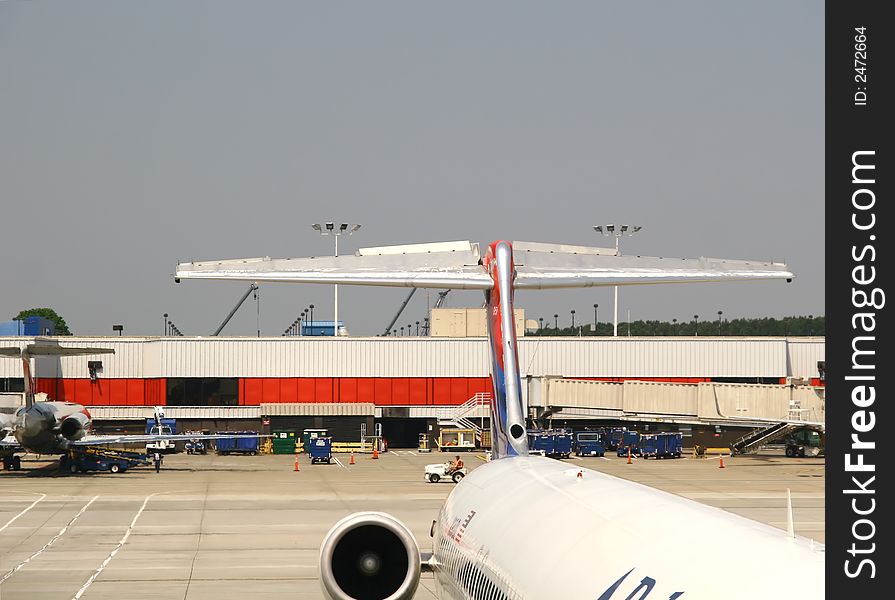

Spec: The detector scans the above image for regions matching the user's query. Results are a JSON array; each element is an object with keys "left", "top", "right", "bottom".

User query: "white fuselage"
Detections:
[{"left": 433, "top": 456, "right": 824, "bottom": 599}]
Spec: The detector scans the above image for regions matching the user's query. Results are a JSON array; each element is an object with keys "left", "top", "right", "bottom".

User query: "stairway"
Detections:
[
  {"left": 730, "top": 422, "right": 801, "bottom": 455},
  {"left": 437, "top": 392, "right": 491, "bottom": 444}
]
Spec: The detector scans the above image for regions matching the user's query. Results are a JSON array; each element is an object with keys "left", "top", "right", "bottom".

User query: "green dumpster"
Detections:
[{"left": 272, "top": 431, "right": 297, "bottom": 454}]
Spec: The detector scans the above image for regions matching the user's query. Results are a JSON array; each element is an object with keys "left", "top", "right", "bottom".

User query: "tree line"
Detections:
[{"left": 529, "top": 315, "right": 824, "bottom": 337}]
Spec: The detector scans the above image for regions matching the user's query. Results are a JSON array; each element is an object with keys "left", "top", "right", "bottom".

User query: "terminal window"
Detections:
[
  {"left": 166, "top": 377, "right": 238, "bottom": 406},
  {"left": 0, "top": 378, "right": 25, "bottom": 393}
]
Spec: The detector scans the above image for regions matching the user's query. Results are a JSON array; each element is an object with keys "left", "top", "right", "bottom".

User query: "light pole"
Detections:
[
  {"left": 163, "top": 313, "right": 168, "bottom": 336},
  {"left": 312, "top": 222, "right": 362, "bottom": 336},
  {"left": 593, "top": 304, "right": 598, "bottom": 335},
  {"left": 416, "top": 321, "right": 420, "bottom": 336},
  {"left": 113, "top": 324, "right": 123, "bottom": 336},
  {"left": 672, "top": 318, "right": 677, "bottom": 335},
  {"left": 554, "top": 314, "right": 559, "bottom": 330},
  {"left": 539, "top": 317, "right": 544, "bottom": 332},
  {"left": 570, "top": 309, "right": 576, "bottom": 329},
  {"left": 717, "top": 310, "right": 723, "bottom": 335},
  {"left": 593, "top": 224, "right": 642, "bottom": 337},
  {"left": 694, "top": 314, "right": 699, "bottom": 336}
]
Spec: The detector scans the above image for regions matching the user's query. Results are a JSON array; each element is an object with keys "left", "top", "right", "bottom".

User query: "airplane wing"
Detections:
[
  {"left": 70, "top": 433, "right": 270, "bottom": 446},
  {"left": 176, "top": 240, "right": 792, "bottom": 290}
]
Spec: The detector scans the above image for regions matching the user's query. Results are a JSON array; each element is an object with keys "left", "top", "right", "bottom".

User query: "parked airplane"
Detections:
[
  {"left": 175, "top": 239, "right": 823, "bottom": 599},
  {"left": 1, "top": 340, "right": 260, "bottom": 471}
]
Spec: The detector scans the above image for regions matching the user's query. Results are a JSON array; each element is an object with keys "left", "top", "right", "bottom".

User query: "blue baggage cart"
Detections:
[
  {"left": 527, "top": 430, "right": 555, "bottom": 456},
  {"left": 551, "top": 430, "right": 573, "bottom": 458},
  {"left": 215, "top": 431, "right": 260, "bottom": 455},
  {"left": 641, "top": 432, "right": 683, "bottom": 459},
  {"left": 309, "top": 436, "right": 333, "bottom": 464}
]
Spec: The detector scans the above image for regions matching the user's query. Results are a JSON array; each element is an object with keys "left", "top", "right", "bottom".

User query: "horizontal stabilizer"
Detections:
[
  {"left": 1, "top": 341, "right": 115, "bottom": 358},
  {"left": 175, "top": 240, "right": 792, "bottom": 290}
]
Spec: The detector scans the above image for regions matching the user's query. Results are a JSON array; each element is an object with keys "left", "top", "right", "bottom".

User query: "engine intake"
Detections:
[
  {"left": 319, "top": 511, "right": 421, "bottom": 600},
  {"left": 60, "top": 412, "right": 89, "bottom": 440}
]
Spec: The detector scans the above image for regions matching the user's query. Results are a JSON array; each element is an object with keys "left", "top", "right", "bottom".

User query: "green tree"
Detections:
[{"left": 14, "top": 308, "right": 72, "bottom": 335}]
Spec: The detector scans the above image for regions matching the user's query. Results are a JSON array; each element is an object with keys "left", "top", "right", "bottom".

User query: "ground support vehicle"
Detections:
[
  {"left": 424, "top": 462, "right": 467, "bottom": 483},
  {"left": 215, "top": 431, "right": 260, "bottom": 455},
  {"left": 438, "top": 428, "right": 477, "bottom": 451},
  {"left": 574, "top": 431, "right": 606, "bottom": 457},
  {"left": 184, "top": 430, "right": 210, "bottom": 455},
  {"left": 784, "top": 428, "right": 824, "bottom": 457},
  {"left": 61, "top": 447, "right": 149, "bottom": 474},
  {"left": 145, "top": 415, "right": 177, "bottom": 455},
  {"left": 639, "top": 432, "right": 683, "bottom": 459},
  {"left": 418, "top": 433, "right": 432, "bottom": 452},
  {"left": 309, "top": 437, "right": 333, "bottom": 464}
]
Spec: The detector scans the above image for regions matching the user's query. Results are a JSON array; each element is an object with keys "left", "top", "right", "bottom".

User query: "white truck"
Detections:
[{"left": 146, "top": 407, "right": 177, "bottom": 454}]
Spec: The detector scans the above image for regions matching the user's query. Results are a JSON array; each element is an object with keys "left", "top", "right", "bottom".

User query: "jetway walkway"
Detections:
[{"left": 527, "top": 377, "right": 825, "bottom": 430}]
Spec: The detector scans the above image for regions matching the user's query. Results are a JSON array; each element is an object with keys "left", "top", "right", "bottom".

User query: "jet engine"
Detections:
[
  {"left": 59, "top": 412, "right": 90, "bottom": 440},
  {"left": 319, "top": 511, "right": 421, "bottom": 600}
]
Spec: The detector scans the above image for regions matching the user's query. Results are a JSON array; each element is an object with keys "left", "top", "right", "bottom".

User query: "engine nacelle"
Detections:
[
  {"left": 319, "top": 511, "right": 421, "bottom": 600},
  {"left": 59, "top": 412, "right": 90, "bottom": 441}
]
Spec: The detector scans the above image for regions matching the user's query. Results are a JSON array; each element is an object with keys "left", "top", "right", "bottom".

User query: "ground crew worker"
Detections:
[
  {"left": 153, "top": 451, "right": 162, "bottom": 473},
  {"left": 450, "top": 455, "right": 464, "bottom": 473}
]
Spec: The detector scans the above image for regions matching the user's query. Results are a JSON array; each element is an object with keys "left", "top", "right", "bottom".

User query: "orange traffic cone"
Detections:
[
  {"left": 627, "top": 447, "right": 632, "bottom": 465},
  {"left": 349, "top": 451, "right": 355, "bottom": 465},
  {"left": 294, "top": 454, "right": 300, "bottom": 472},
  {"left": 576, "top": 470, "right": 583, "bottom": 479},
  {"left": 372, "top": 446, "right": 379, "bottom": 460},
  {"left": 719, "top": 455, "right": 725, "bottom": 469}
]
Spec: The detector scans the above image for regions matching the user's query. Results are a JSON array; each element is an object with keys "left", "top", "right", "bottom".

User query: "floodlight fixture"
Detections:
[{"left": 311, "top": 222, "right": 363, "bottom": 336}]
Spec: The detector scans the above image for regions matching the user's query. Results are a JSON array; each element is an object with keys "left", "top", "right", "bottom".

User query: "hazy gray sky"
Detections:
[{"left": 1, "top": 1, "right": 823, "bottom": 337}]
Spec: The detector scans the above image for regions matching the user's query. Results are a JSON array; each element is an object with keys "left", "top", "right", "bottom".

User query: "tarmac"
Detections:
[{"left": 0, "top": 449, "right": 824, "bottom": 600}]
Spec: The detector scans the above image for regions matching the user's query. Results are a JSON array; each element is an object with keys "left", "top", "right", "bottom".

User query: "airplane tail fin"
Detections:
[{"left": 0, "top": 340, "right": 114, "bottom": 408}]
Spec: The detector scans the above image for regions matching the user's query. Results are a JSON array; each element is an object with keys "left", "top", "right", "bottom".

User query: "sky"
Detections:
[{"left": 0, "top": 1, "right": 823, "bottom": 337}]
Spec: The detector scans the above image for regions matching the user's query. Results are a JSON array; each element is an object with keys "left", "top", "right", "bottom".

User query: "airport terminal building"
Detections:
[{"left": 1, "top": 336, "right": 825, "bottom": 447}]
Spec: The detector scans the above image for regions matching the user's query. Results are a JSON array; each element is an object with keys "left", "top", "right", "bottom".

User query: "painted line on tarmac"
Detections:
[
  {"left": 0, "top": 495, "right": 98, "bottom": 584},
  {"left": 390, "top": 451, "right": 400, "bottom": 456},
  {"left": 72, "top": 493, "right": 158, "bottom": 600},
  {"left": 0, "top": 493, "right": 46, "bottom": 534},
  {"left": 332, "top": 456, "right": 347, "bottom": 469},
  {"left": 600, "top": 456, "right": 611, "bottom": 461}
]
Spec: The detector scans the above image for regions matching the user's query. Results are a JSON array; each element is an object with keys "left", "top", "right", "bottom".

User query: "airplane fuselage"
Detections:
[{"left": 433, "top": 455, "right": 824, "bottom": 599}]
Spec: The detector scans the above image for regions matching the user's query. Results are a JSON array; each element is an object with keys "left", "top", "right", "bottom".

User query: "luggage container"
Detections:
[
  {"left": 215, "top": 431, "right": 260, "bottom": 455},
  {"left": 527, "top": 430, "right": 555, "bottom": 455},
  {"left": 617, "top": 431, "right": 642, "bottom": 457},
  {"left": 551, "top": 430, "right": 573, "bottom": 459},
  {"left": 639, "top": 432, "right": 683, "bottom": 459},
  {"left": 309, "top": 437, "right": 333, "bottom": 464},
  {"left": 302, "top": 428, "right": 329, "bottom": 453}
]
